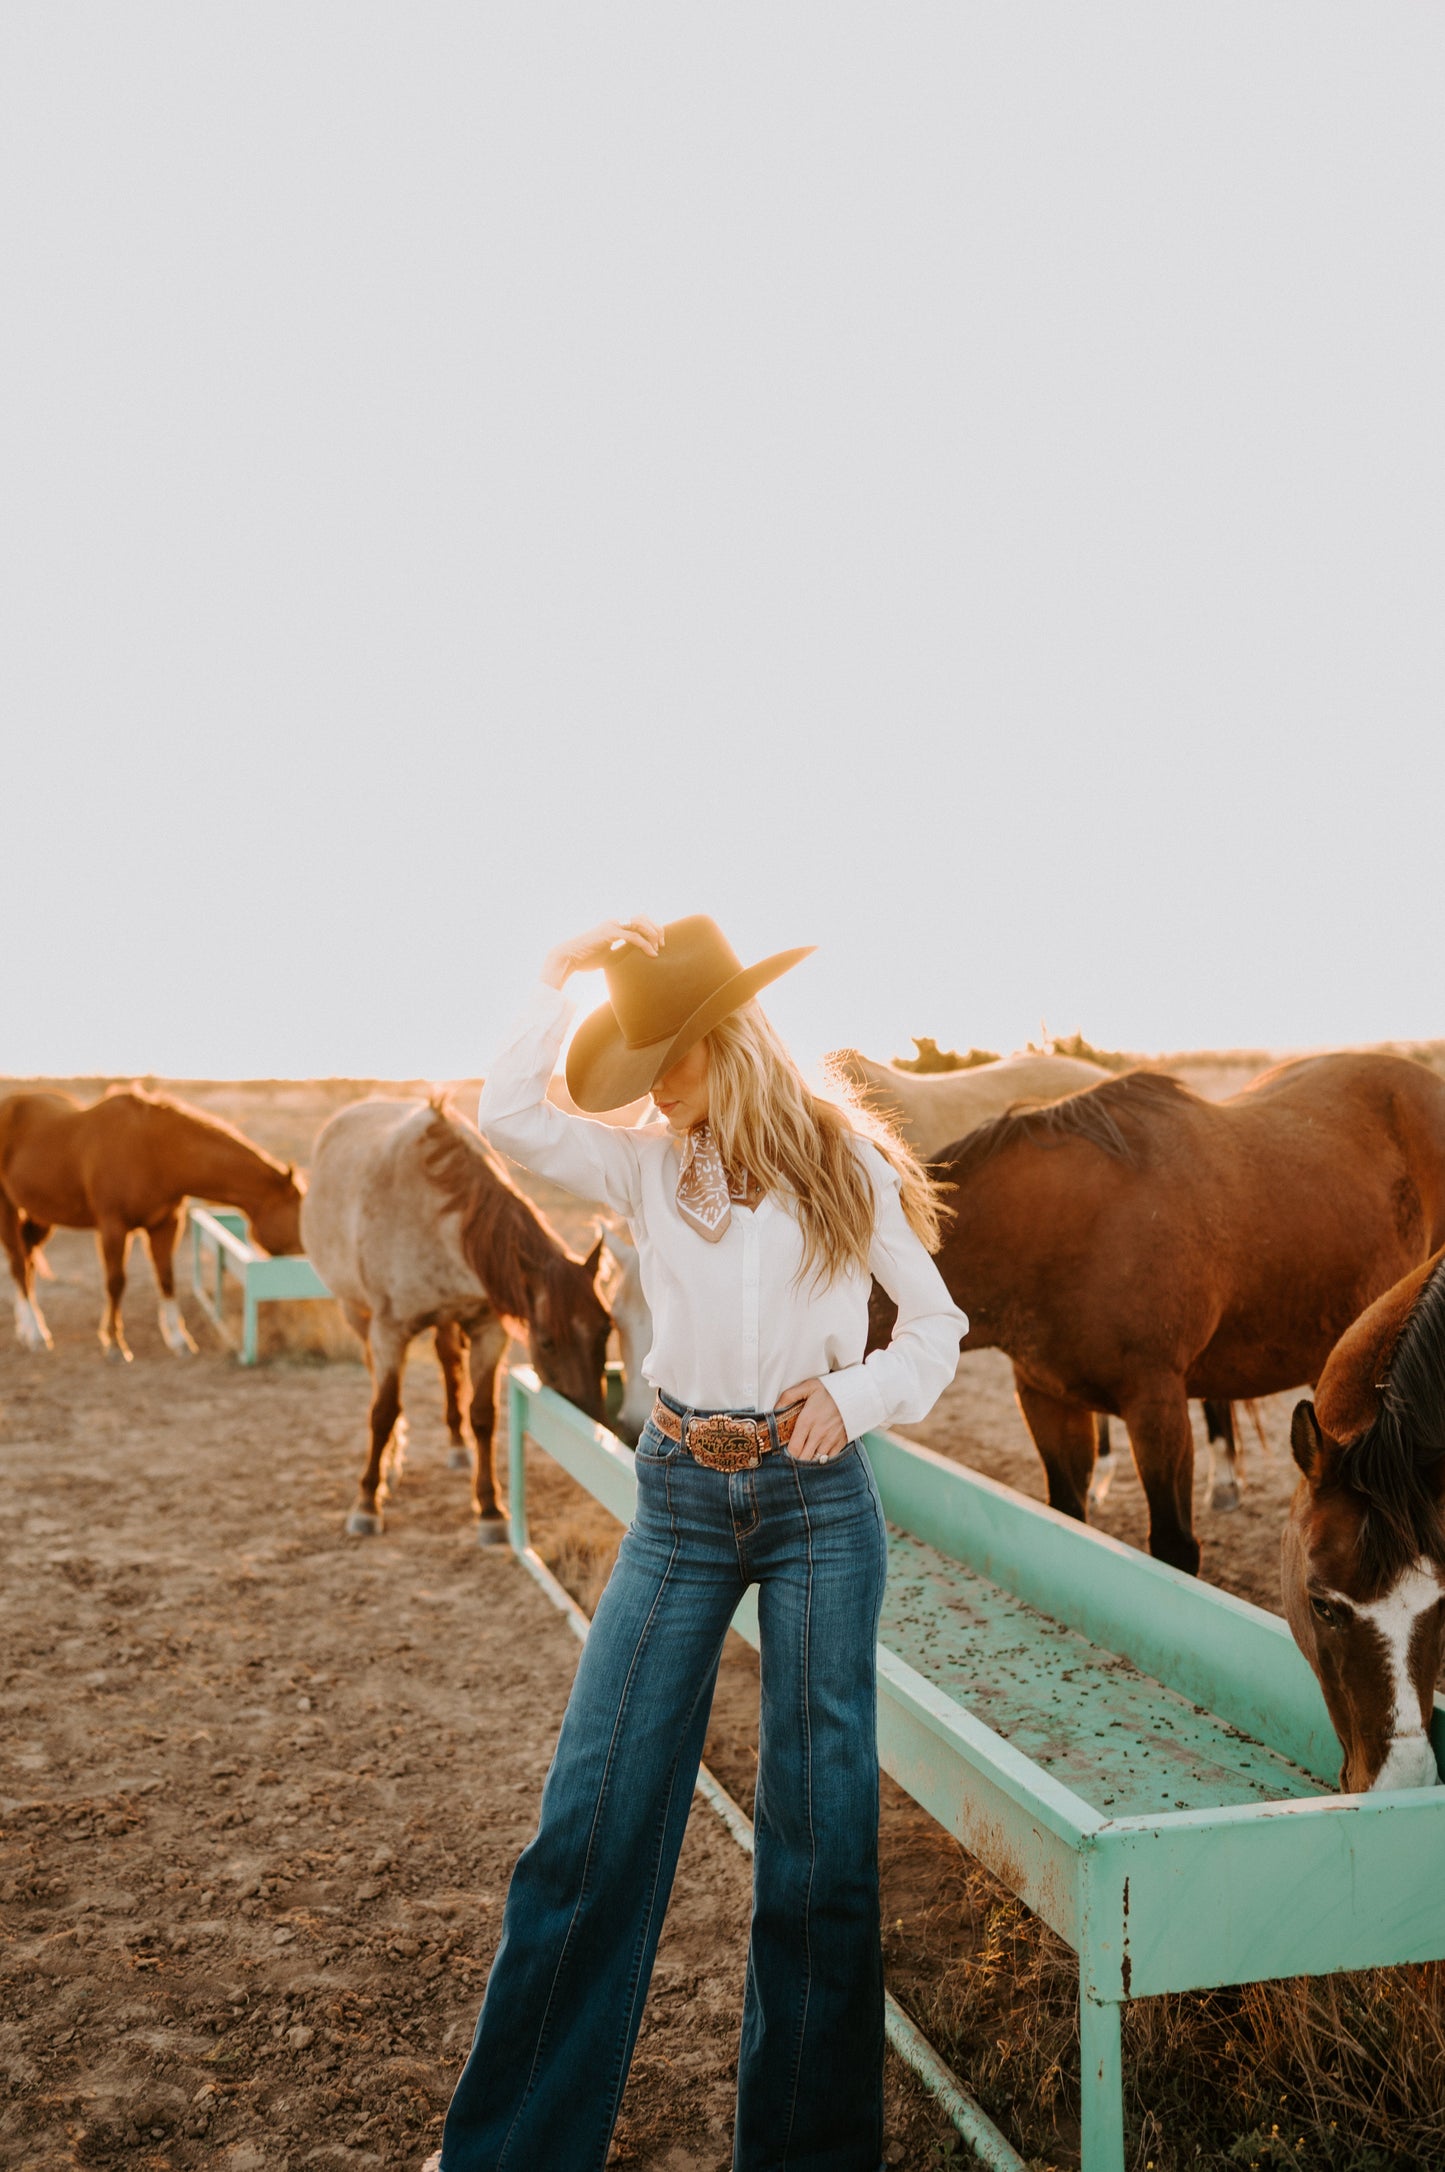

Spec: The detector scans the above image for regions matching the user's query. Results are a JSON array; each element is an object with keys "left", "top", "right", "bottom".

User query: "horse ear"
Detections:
[
  {"left": 583, "top": 1235, "right": 605, "bottom": 1280},
  {"left": 1290, "top": 1399, "right": 1326, "bottom": 1481}
]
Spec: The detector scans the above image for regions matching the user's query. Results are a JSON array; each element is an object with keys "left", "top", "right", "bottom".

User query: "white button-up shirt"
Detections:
[{"left": 478, "top": 983, "right": 968, "bottom": 1441}]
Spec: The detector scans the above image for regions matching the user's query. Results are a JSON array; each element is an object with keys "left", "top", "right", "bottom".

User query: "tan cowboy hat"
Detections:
[{"left": 565, "top": 915, "right": 815, "bottom": 1114}]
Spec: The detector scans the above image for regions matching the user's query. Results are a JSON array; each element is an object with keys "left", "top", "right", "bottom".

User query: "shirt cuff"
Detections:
[
  {"left": 817, "top": 1364, "right": 886, "bottom": 1445},
  {"left": 526, "top": 979, "right": 577, "bottom": 1028}
]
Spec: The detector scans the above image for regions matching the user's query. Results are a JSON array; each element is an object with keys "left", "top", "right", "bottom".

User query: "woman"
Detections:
[{"left": 436, "top": 913, "right": 966, "bottom": 2172}]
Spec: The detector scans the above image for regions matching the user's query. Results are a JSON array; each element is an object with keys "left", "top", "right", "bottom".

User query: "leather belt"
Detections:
[{"left": 650, "top": 1394, "right": 803, "bottom": 1472}]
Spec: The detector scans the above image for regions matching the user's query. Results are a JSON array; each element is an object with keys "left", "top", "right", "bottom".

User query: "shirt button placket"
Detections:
[{"left": 741, "top": 1216, "right": 761, "bottom": 1411}]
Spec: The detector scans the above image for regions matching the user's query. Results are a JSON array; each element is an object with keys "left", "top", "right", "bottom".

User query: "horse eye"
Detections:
[{"left": 1309, "top": 1595, "right": 1343, "bottom": 1629}]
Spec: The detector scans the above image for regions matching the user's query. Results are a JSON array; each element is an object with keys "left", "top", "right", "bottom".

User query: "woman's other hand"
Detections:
[
  {"left": 541, "top": 919, "right": 664, "bottom": 990},
  {"left": 779, "top": 1377, "right": 849, "bottom": 1463}
]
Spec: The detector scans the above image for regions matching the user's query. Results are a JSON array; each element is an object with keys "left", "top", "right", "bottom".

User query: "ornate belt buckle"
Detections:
[{"left": 687, "top": 1414, "right": 761, "bottom": 1472}]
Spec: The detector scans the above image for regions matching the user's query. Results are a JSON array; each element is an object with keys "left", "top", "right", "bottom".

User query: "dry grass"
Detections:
[{"left": 889, "top": 1851, "right": 1445, "bottom": 2172}]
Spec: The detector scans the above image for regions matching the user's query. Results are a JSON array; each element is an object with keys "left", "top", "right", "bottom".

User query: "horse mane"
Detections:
[
  {"left": 105, "top": 1083, "right": 293, "bottom": 1177},
  {"left": 420, "top": 1100, "right": 573, "bottom": 1323},
  {"left": 1332, "top": 1255, "right": 1445, "bottom": 1591},
  {"left": 938, "top": 1069, "right": 1196, "bottom": 1176}
]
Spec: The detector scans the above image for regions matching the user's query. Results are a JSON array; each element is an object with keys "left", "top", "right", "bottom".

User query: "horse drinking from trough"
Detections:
[
  {"left": 910, "top": 1051, "right": 1445, "bottom": 1574},
  {"left": 302, "top": 1098, "right": 613, "bottom": 1539},
  {"left": 0, "top": 1087, "right": 304, "bottom": 1360},
  {"left": 1284, "top": 1248, "right": 1445, "bottom": 1792}
]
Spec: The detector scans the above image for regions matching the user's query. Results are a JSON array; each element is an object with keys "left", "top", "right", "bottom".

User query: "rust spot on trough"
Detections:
[
  {"left": 956, "top": 1809, "right": 1072, "bottom": 1934},
  {"left": 1121, "top": 1875, "right": 1132, "bottom": 1997}
]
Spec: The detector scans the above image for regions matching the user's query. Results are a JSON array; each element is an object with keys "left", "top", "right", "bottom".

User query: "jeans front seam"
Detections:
[
  {"left": 731, "top": 1471, "right": 760, "bottom": 1578},
  {"left": 600, "top": 1623, "right": 731, "bottom": 2150},
  {"left": 494, "top": 1489, "right": 683, "bottom": 2172},
  {"left": 778, "top": 1454, "right": 817, "bottom": 2168}
]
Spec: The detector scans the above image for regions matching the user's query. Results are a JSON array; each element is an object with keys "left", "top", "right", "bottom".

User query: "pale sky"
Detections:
[{"left": 3, "top": 6, "right": 1442, "bottom": 1082}]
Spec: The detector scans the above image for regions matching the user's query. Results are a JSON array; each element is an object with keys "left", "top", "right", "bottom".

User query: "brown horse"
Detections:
[
  {"left": 0, "top": 1088, "right": 304, "bottom": 1361},
  {"left": 301, "top": 1098, "right": 612, "bottom": 1539},
  {"left": 1284, "top": 1251, "right": 1445, "bottom": 1791},
  {"left": 915, "top": 1051, "right": 1445, "bottom": 1573}
]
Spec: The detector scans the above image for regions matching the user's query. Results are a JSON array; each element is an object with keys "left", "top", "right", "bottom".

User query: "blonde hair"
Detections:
[{"left": 700, "top": 1000, "right": 947, "bottom": 1285}]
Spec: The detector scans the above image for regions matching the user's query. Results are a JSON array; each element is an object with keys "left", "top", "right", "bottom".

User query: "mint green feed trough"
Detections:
[
  {"left": 186, "top": 1202, "right": 332, "bottom": 1363},
  {"left": 503, "top": 1366, "right": 1445, "bottom": 2172}
]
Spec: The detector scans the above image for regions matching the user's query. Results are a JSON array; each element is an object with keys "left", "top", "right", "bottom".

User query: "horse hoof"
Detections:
[
  {"left": 101, "top": 1341, "right": 133, "bottom": 1365},
  {"left": 345, "top": 1509, "right": 385, "bottom": 1538},
  {"left": 448, "top": 1446, "right": 471, "bottom": 1472},
  {"left": 1087, "top": 1464, "right": 1115, "bottom": 1510},
  {"left": 1211, "top": 1480, "right": 1242, "bottom": 1514},
  {"left": 475, "top": 1516, "right": 509, "bottom": 1548}
]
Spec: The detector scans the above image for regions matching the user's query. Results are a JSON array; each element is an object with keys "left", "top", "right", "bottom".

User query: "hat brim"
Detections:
[{"left": 565, "top": 946, "right": 815, "bottom": 1114}]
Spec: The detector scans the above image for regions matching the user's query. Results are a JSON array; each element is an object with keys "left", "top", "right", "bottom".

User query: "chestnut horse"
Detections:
[
  {"left": 1285, "top": 1250, "right": 1445, "bottom": 1791},
  {"left": 917, "top": 1051, "right": 1445, "bottom": 1574},
  {"left": 0, "top": 1088, "right": 304, "bottom": 1361},
  {"left": 302, "top": 1098, "right": 612, "bottom": 1539}
]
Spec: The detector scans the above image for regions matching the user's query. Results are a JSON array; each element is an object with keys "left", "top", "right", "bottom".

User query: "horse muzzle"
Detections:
[{"left": 1365, "top": 1732, "right": 1442, "bottom": 1792}]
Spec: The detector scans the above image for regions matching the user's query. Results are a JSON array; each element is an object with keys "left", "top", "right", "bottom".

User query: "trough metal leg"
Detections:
[
  {"left": 506, "top": 1370, "right": 528, "bottom": 1555},
  {"left": 1079, "top": 1992, "right": 1125, "bottom": 2172}
]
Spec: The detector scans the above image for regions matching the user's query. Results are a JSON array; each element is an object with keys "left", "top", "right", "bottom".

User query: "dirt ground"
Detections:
[
  {"left": 0, "top": 1065, "right": 1395, "bottom": 2172},
  {"left": 0, "top": 1177, "right": 964, "bottom": 2169}
]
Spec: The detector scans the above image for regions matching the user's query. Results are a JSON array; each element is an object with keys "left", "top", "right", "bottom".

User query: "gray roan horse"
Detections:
[{"left": 302, "top": 1099, "right": 613, "bottom": 1540}]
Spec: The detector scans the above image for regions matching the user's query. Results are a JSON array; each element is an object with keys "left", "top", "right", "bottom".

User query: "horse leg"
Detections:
[
  {"left": 1013, "top": 1370, "right": 1098, "bottom": 1522},
  {"left": 1120, "top": 1379, "right": 1201, "bottom": 1575},
  {"left": 95, "top": 1220, "right": 134, "bottom": 1362},
  {"left": 1202, "top": 1398, "right": 1243, "bottom": 1512},
  {"left": 1089, "top": 1414, "right": 1115, "bottom": 1508},
  {"left": 145, "top": 1209, "right": 198, "bottom": 1355},
  {"left": 341, "top": 1299, "right": 372, "bottom": 1350},
  {"left": 1, "top": 1189, "right": 52, "bottom": 1351},
  {"left": 347, "top": 1322, "right": 408, "bottom": 1538},
  {"left": 434, "top": 1322, "right": 472, "bottom": 1469},
  {"left": 466, "top": 1315, "right": 510, "bottom": 1543}
]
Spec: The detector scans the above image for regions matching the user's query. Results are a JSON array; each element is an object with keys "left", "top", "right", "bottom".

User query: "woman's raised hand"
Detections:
[{"left": 541, "top": 919, "right": 664, "bottom": 990}]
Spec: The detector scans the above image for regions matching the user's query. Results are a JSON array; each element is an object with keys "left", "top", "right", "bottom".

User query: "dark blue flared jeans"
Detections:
[{"left": 439, "top": 1405, "right": 890, "bottom": 2172}]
